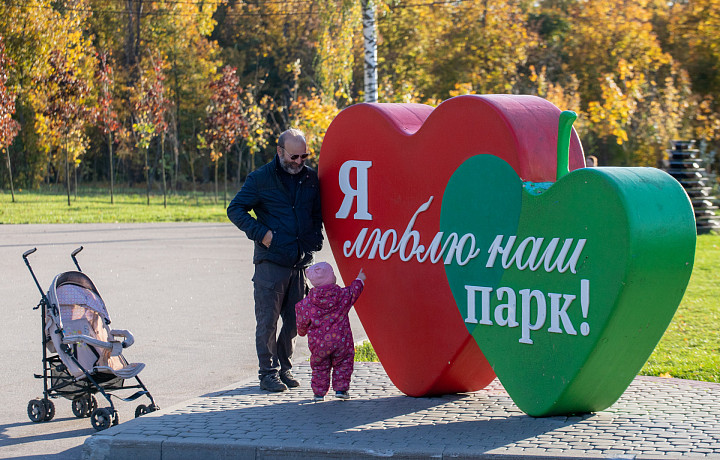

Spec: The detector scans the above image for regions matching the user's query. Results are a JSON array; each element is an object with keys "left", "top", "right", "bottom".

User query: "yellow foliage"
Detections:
[
  {"left": 289, "top": 91, "right": 340, "bottom": 159},
  {"left": 315, "top": 0, "right": 361, "bottom": 103},
  {"left": 448, "top": 83, "right": 474, "bottom": 97},
  {"left": 378, "top": 79, "right": 422, "bottom": 104},
  {"left": 586, "top": 74, "right": 632, "bottom": 144},
  {"left": 24, "top": 0, "right": 96, "bottom": 170},
  {"left": 241, "top": 86, "right": 270, "bottom": 156}
]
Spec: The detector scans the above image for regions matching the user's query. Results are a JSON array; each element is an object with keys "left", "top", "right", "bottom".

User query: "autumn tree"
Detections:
[
  {"left": 214, "top": 0, "right": 317, "bottom": 102},
  {"left": 206, "top": 65, "right": 247, "bottom": 206},
  {"left": 431, "top": 1, "right": 535, "bottom": 98},
  {"left": 315, "top": 0, "right": 361, "bottom": 104},
  {"left": 213, "top": 0, "right": 320, "bottom": 167},
  {"left": 139, "top": 0, "right": 220, "bottom": 191},
  {"left": 85, "top": 0, "right": 220, "bottom": 190},
  {"left": 132, "top": 88, "right": 154, "bottom": 205},
  {"left": 375, "top": 1, "right": 435, "bottom": 102},
  {"left": 0, "top": 36, "right": 20, "bottom": 202},
  {"left": 560, "top": 0, "right": 688, "bottom": 166},
  {"left": 0, "top": 0, "right": 78, "bottom": 187},
  {"left": 221, "top": 0, "right": 364, "bottom": 168},
  {"left": 376, "top": 1, "right": 534, "bottom": 101},
  {"left": 35, "top": 49, "right": 93, "bottom": 206},
  {"left": 132, "top": 51, "right": 169, "bottom": 206},
  {"left": 668, "top": 0, "right": 720, "bottom": 158},
  {"left": 521, "top": 0, "right": 583, "bottom": 116},
  {"left": 151, "top": 54, "right": 170, "bottom": 208},
  {"left": 237, "top": 83, "right": 270, "bottom": 184},
  {"left": 95, "top": 50, "right": 120, "bottom": 203},
  {"left": 289, "top": 91, "right": 339, "bottom": 165},
  {"left": 3, "top": 0, "right": 720, "bottom": 189}
]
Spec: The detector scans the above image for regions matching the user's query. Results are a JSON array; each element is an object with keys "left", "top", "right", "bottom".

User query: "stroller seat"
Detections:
[
  {"left": 52, "top": 282, "right": 146, "bottom": 380},
  {"left": 94, "top": 362, "right": 145, "bottom": 379}
]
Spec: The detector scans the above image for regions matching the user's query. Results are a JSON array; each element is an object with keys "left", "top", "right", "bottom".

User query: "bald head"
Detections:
[
  {"left": 278, "top": 129, "right": 306, "bottom": 150},
  {"left": 277, "top": 128, "right": 308, "bottom": 175}
]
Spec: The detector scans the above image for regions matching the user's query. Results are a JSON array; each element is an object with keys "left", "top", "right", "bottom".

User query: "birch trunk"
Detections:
[{"left": 362, "top": 0, "right": 378, "bottom": 103}]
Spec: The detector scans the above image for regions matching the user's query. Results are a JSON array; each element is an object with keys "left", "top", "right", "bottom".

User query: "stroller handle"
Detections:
[
  {"left": 22, "top": 247, "right": 50, "bottom": 301},
  {"left": 71, "top": 246, "right": 84, "bottom": 272}
]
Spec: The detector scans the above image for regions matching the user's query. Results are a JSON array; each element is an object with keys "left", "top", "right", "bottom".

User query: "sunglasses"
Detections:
[{"left": 280, "top": 146, "right": 309, "bottom": 160}]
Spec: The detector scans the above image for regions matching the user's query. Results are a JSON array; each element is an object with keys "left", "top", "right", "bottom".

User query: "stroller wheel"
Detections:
[
  {"left": 71, "top": 396, "right": 87, "bottom": 418},
  {"left": 148, "top": 403, "right": 159, "bottom": 412},
  {"left": 134, "top": 404, "right": 147, "bottom": 418},
  {"left": 42, "top": 399, "right": 55, "bottom": 422},
  {"left": 27, "top": 399, "right": 47, "bottom": 423},
  {"left": 90, "top": 408, "right": 116, "bottom": 431},
  {"left": 88, "top": 395, "right": 98, "bottom": 413},
  {"left": 72, "top": 394, "right": 97, "bottom": 418}
]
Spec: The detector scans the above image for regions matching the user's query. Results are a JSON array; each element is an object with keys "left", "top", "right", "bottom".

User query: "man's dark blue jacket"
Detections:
[{"left": 227, "top": 155, "right": 323, "bottom": 269}]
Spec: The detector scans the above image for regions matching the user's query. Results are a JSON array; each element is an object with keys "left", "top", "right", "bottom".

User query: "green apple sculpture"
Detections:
[{"left": 441, "top": 111, "right": 697, "bottom": 416}]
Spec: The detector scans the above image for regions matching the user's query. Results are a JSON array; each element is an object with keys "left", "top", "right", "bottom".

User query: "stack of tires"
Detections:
[{"left": 666, "top": 140, "right": 720, "bottom": 234}]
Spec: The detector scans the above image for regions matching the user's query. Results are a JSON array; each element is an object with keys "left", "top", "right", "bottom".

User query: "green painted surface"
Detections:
[
  {"left": 555, "top": 111, "right": 577, "bottom": 180},
  {"left": 441, "top": 154, "right": 696, "bottom": 416}
]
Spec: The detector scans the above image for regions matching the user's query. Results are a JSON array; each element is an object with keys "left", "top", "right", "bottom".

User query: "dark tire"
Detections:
[
  {"left": 72, "top": 394, "right": 97, "bottom": 418},
  {"left": 43, "top": 399, "right": 55, "bottom": 422},
  {"left": 147, "top": 403, "right": 159, "bottom": 413},
  {"left": 88, "top": 394, "right": 98, "bottom": 414},
  {"left": 90, "top": 408, "right": 114, "bottom": 431},
  {"left": 134, "top": 404, "right": 147, "bottom": 418},
  {"left": 72, "top": 396, "right": 88, "bottom": 418},
  {"left": 27, "top": 400, "right": 47, "bottom": 423}
]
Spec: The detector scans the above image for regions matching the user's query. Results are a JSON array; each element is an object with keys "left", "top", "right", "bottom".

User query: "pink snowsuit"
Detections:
[{"left": 295, "top": 279, "right": 364, "bottom": 396}]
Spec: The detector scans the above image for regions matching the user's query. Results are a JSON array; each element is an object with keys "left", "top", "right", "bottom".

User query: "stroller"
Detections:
[{"left": 23, "top": 246, "right": 157, "bottom": 431}]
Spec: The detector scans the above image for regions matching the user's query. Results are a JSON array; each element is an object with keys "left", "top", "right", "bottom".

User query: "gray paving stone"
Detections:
[{"left": 82, "top": 363, "right": 720, "bottom": 459}]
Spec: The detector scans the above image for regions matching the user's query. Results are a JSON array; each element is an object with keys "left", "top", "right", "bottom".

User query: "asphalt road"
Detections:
[{"left": 0, "top": 223, "right": 360, "bottom": 459}]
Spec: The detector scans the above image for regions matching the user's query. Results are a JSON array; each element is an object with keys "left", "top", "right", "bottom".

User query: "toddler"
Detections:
[{"left": 296, "top": 262, "right": 365, "bottom": 401}]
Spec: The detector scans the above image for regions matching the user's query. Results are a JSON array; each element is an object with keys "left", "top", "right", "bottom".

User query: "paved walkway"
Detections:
[{"left": 82, "top": 362, "right": 720, "bottom": 459}]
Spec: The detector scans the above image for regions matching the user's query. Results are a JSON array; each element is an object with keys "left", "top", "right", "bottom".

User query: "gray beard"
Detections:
[{"left": 279, "top": 156, "right": 303, "bottom": 175}]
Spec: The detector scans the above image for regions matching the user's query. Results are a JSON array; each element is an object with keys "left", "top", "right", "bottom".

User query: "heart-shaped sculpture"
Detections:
[
  {"left": 319, "top": 95, "right": 584, "bottom": 396},
  {"left": 441, "top": 152, "right": 696, "bottom": 416}
]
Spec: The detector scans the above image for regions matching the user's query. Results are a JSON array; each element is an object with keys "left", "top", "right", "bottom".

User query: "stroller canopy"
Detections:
[{"left": 52, "top": 271, "right": 111, "bottom": 324}]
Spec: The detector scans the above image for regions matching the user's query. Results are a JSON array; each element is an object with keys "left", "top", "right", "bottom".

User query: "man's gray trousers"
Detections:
[{"left": 252, "top": 260, "right": 306, "bottom": 379}]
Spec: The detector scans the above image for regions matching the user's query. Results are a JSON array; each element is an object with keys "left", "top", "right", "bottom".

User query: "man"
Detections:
[{"left": 227, "top": 128, "right": 323, "bottom": 392}]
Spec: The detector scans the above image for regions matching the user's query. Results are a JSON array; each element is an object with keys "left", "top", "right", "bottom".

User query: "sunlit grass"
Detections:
[
  {"left": 354, "top": 340, "right": 379, "bottom": 362},
  {"left": 0, "top": 186, "right": 229, "bottom": 223},
  {"left": 640, "top": 232, "right": 720, "bottom": 382}
]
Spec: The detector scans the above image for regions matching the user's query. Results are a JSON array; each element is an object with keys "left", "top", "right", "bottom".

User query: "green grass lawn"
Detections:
[
  {"left": 0, "top": 187, "right": 229, "bottom": 223},
  {"left": 640, "top": 232, "right": 720, "bottom": 382},
  {"left": 2, "top": 188, "right": 717, "bottom": 382}
]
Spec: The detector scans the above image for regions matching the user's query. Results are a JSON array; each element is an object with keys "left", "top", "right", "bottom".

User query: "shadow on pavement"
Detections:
[
  {"left": 0, "top": 419, "right": 94, "bottom": 448},
  {"left": 2, "top": 445, "right": 83, "bottom": 460},
  {"left": 148, "top": 380, "right": 571, "bottom": 453}
]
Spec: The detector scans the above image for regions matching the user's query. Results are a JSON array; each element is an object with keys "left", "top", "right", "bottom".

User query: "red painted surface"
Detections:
[{"left": 319, "top": 95, "right": 584, "bottom": 396}]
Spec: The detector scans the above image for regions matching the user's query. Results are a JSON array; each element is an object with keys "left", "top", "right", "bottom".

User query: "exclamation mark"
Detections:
[{"left": 580, "top": 279, "right": 590, "bottom": 336}]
